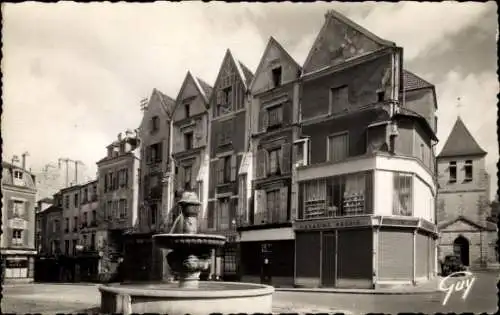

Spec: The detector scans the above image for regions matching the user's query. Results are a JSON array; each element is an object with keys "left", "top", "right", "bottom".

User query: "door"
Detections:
[
  {"left": 453, "top": 236, "right": 470, "bottom": 266},
  {"left": 321, "top": 232, "right": 336, "bottom": 287}
]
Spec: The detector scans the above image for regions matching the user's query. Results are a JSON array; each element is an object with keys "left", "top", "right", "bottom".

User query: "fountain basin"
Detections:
[
  {"left": 99, "top": 281, "right": 274, "bottom": 315},
  {"left": 153, "top": 233, "right": 226, "bottom": 250}
]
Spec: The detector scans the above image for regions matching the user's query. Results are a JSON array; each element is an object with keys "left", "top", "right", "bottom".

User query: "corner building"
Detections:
[{"left": 293, "top": 10, "right": 438, "bottom": 289}]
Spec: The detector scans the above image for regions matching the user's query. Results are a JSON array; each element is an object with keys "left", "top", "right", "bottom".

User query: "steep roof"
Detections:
[
  {"left": 155, "top": 89, "right": 176, "bottom": 117},
  {"left": 195, "top": 77, "right": 213, "bottom": 101},
  {"left": 403, "top": 70, "right": 433, "bottom": 91},
  {"left": 249, "top": 36, "right": 302, "bottom": 92},
  {"left": 437, "top": 116, "right": 487, "bottom": 158},
  {"left": 238, "top": 60, "right": 254, "bottom": 87}
]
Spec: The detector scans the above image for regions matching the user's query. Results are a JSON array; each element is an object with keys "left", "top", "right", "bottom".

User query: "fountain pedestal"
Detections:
[{"left": 98, "top": 191, "right": 274, "bottom": 315}]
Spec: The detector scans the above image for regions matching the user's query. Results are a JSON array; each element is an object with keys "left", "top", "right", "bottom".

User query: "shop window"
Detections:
[{"left": 393, "top": 173, "right": 413, "bottom": 216}]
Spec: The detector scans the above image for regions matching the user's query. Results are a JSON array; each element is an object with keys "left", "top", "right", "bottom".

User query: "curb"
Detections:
[{"left": 275, "top": 287, "right": 440, "bottom": 295}]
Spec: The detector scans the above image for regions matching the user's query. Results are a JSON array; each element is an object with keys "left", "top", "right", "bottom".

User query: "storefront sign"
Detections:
[
  {"left": 8, "top": 218, "right": 27, "bottom": 229},
  {"left": 382, "top": 217, "right": 419, "bottom": 228},
  {"left": 293, "top": 216, "right": 372, "bottom": 231}
]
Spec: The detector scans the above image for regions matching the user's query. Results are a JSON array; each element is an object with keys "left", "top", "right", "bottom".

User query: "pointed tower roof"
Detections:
[{"left": 437, "top": 116, "right": 487, "bottom": 158}]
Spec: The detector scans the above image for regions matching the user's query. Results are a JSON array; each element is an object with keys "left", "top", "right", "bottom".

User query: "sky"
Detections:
[{"left": 2, "top": 1, "right": 498, "bottom": 200}]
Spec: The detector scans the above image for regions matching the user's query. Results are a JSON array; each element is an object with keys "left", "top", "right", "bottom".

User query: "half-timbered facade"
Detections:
[
  {"left": 205, "top": 49, "right": 254, "bottom": 280},
  {"left": 172, "top": 71, "right": 213, "bottom": 222},
  {"left": 238, "top": 37, "right": 301, "bottom": 286},
  {"left": 293, "top": 10, "right": 439, "bottom": 289}
]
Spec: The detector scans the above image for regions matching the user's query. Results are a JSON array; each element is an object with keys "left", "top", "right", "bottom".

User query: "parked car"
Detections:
[{"left": 441, "top": 255, "right": 466, "bottom": 276}]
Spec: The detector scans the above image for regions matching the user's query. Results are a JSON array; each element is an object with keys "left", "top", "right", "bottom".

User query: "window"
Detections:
[
  {"left": 218, "top": 120, "right": 232, "bottom": 146},
  {"left": 147, "top": 142, "right": 163, "bottom": 164},
  {"left": 268, "top": 148, "right": 281, "bottom": 175},
  {"left": 14, "top": 170, "right": 23, "bottom": 179},
  {"left": 150, "top": 116, "right": 160, "bottom": 133},
  {"left": 272, "top": 66, "right": 282, "bottom": 87},
  {"left": 65, "top": 240, "right": 70, "bottom": 255},
  {"left": 184, "top": 166, "right": 192, "bottom": 190},
  {"left": 301, "top": 172, "right": 372, "bottom": 219},
  {"left": 224, "top": 156, "right": 231, "bottom": 183},
  {"left": 223, "top": 86, "right": 232, "bottom": 105},
  {"left": 65, "top": 218, "right": 69, "bottom": 232},
  {"left": 83, "top": 188, "right": 88, "bottom": 203},
  {"left": 91, "top": 233, "right": 96, "bottom": 250},
  {"left": 151, "top": 203, "right": 158, "bottom": 225},
  {"left": 74, "top": 193, "right": 79, "bottom": 207},
  {"left": 184, "top": 103, "right": 190, "bottom": 118},
  {"left": 393, "top": 173, "right": 413, "bottom": 216},
  {"left": 377, "top": 90, "right": 385, "bottom": 102},
  {"left": 83, "top": 212, "right": 88, "bottom": 227},
  {"left": 218, "top": 198, "right": 230, "bottom": 230},
  {"left": 327, "top": 133, "right": 349, "bottom": 162},
  {"left": 329, "top": 86, "right": 349, "bottom": 113},
  {"left": 119, "top": 169, "right": 129, "bottom": 188},
  {"left": 53, "top": 219, "right": 59, "bottom": 233},
  {"left": 12, "top": 200, "right": 25, "bottom": 217},
  {"left": 293, "top": 139, "right": 310, "bottom": 167},
  {"left": 12, "top": 229, "right": 23, "bottom": 246},
  {"left": 184, "top": 132, "right": 194, "bottom": 150},
  {"left": 464, "top": 160, "right": 473, "bottom": 182},
  {"left": 119, "top": 199, "right": 128, "bottom": 219},
  {"left": 73, "top": 217, "right": 78, "bottom": 232},
  {"left": 106, "top": 201, "right": 112, "bottom": 219},
  {"left": 449, "top": 161, "right": 457, "bottom": 183},
  {"left": 72, "top": 239, "right": 77, "bottom": 255},
  {"left": 65, "top": 196, "right": 70, "bottom": 209},
  {"left": 267, "top": 190, "right": 282, "bottom": 223},
  {"left": 267, "top": 105, "right": 283, "bottom": 127},
  {"left": 91, "top": 210, "right": 97, "bottom": 224}
]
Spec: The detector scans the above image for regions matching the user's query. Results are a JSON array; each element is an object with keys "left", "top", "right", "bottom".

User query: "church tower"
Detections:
[{"left": 436, "top": 116, "right": 496, "bottom": 268}]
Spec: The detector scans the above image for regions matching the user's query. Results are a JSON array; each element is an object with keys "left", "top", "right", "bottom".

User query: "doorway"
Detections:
[{"left": 453, "top": 236, "right": 470, "bottom": 266}]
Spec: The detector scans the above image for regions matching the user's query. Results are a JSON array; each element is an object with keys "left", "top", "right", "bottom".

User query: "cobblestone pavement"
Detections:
[
  {"left": 0, "top": 283, "right": 352, "bottom": 314},
  {"left": 1, "top": 271, "right": 497, "bottom": 315}
]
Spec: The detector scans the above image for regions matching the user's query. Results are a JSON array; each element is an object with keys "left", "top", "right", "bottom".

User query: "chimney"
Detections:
[
  {"left": 118, "top": 132, "right": 123, "bottom": 141},
  {"left": 22, "top": 155, "right": 26, "bottom": 169}
]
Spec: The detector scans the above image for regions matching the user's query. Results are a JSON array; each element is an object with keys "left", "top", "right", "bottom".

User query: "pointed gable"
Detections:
[
  {"left": 195, "top": 77, "right": 213, "bottom": 103},
  {"left": 250, "top": 36, "right": 302, "bottom": 94},
  {"left": 302, "top": 9, "right": 395, "bottom": 74},
  {"left": 438, "top": 116, "right": 487, "bottom": 158},
  {"left": 438, "top": 215, "right": 491, "bottom": 231},
  {"left": 139, "top": 88, "right": 175, "bottom": 133},
  {"left": 177, "top": 71, "right": 210, "bottom": 104}
]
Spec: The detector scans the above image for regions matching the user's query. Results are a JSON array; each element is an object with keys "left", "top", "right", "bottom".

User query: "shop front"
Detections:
[
  {"left": 294, "top": 216, "right": 374, "bottom": 289},
  {"left": 239, "top": 229, "right": 295, "bottom": 286},
  {"left": 1, "top": 250, "right": 37, "bottom": 283},
  {"left": 294, "top": 216, "right": 438, "bottom": 289}
]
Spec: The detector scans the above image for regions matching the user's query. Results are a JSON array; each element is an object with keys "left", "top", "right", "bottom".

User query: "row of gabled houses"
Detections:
[
  {"left": 128, "top": 9, "right": 443, "bottom": 289},
  {"left": 26, "top": 8, "right": 496, "bottom": 287}
]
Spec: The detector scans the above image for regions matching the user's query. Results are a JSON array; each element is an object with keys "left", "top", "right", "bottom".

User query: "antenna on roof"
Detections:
[{"left": 140, "top": 97, "right": 149, "bottom": 111}]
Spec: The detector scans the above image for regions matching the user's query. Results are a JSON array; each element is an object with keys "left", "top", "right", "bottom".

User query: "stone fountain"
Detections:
[{"left": 98, "top": 191, "right": 274, "bottom": 315}]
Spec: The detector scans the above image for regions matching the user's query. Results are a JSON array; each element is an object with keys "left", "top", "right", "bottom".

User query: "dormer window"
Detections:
[
  {"left": 272, "top": 66, "right": 282, "bottom": 87},
  {"left": 14, "top": 170, "right": 23, "bottom": 180},
  {"left": 150, "top": 116, "right": 160, "bottom": 133}
]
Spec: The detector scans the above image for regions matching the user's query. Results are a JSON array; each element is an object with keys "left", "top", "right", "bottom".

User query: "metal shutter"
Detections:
[
  {"left": 378, "top": 229, "right": 413, "bottom": 280},
  {"left": 415, "top": 233, "right": 428, "bottom": 278},
  {"left": 295, "top": 232, "right": 320, "bottom": 278},
  {"left": 337, "top": 229, "right": 373, "bottom": 280}
]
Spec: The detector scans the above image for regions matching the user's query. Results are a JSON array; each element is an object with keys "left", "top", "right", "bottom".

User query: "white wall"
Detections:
[{"left": 373, "top": 155, "right": 436, "bottom": 222}]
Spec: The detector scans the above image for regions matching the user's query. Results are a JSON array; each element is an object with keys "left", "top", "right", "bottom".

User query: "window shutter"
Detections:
[
  {"left": 125, "top": 170, "right": 129, "bottom": 188},
  {"left": 230, "top": 155, "right": 237, "bottom": 181},
  {"left": 281, "top": 143, "right": 292, "bottom": 174},
  {"left": 217, "top": 158, "right": 224, "bottom": 184},
  {"left": 256, "top": 149, "right": 266, "bottom": 178},
  {"left": 208, "top": 202, "right": 214, "bottom": 229},
  {"left": 264, "top": 150, "right": 270, "bottom": 176},
  {"left": 258, "top": 110, "right": 265, "bottom": 132},
  {"left": 280, "top": 187, "right": 288, "bottom": 222},
  {"left": 178, "top": 167, "right": 185, "bottom": 191},
  {"left": 282, "top": 102, "right": 290, "bottom": 124},
  {"left": 217, "top": 89, "right": 222, "bottom": 105},
  {"left": 157, "top": 141, "right": 163, "bottom": 162}
]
